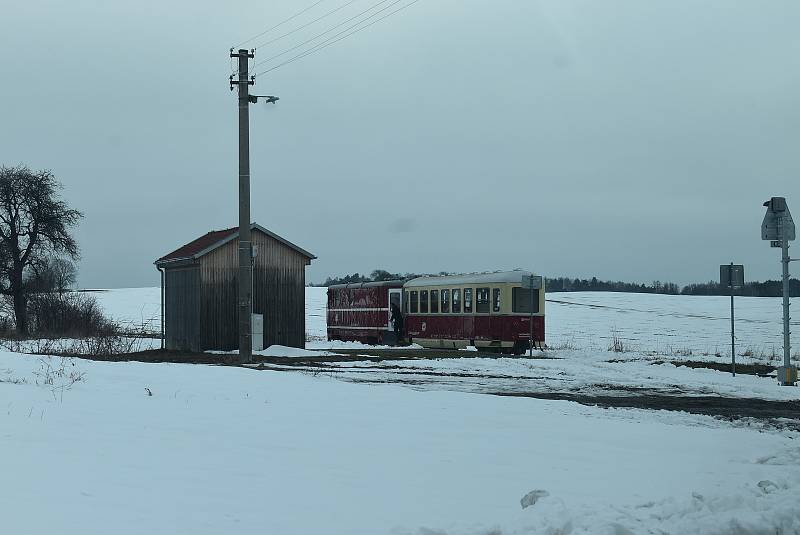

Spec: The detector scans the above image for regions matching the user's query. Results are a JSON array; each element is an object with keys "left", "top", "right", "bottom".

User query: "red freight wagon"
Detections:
[
  {"left": 327, "top": 280, "right": 405, "bottom": 345},
  {"left": 327, "top": 271, "right": 545, "bottom": 353}
]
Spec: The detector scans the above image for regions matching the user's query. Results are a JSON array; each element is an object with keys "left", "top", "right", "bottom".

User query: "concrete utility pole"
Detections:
[
  {"left": 728, "top": 263, "right": 737, "bottom": 377},
  {"left": 730, "top": 263, "right": 736, "bottom": 377},
  {"left": 231, "top": 48, "right": 255, "bottom": 364}
]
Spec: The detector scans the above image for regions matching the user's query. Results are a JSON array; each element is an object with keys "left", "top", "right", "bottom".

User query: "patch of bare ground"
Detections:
[
  {"left": 493, "top": 391, "right": 800, "bottom": 430},
  {"left": 655, "top": 360, "right": 776, "bottom": 377}
]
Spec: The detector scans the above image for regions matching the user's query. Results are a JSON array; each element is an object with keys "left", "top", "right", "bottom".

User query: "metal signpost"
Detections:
[
  {"left": 761, "top": 197, "right": 797, "bottom": 386},
  {"left": 719, "top": 263, "right": 744, "bottom": 376},
  {"left": 522, "top": 275, "right": 543, "bottom": 356}
]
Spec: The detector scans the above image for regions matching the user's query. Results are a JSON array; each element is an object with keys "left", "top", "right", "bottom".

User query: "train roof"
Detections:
[
  {"left": 404, "top": 270, "right": 536, "bottom": 288},
  {"left": 327, "top": 280, "right": 406, "bottom": 290}
]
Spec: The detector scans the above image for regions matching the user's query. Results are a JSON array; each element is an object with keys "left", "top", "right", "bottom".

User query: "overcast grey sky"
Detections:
[{"left": 1, "top": 0, "right": 798, "bottom": 288}]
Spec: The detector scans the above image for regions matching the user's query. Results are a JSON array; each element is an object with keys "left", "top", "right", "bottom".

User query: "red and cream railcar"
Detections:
[
  {"left": 327, "top": 271, "right": 545, "bottom": 353},
  {"left": 403, "top": 271, "right": 544, "bottom": 353},
  {"left": 327, "top": 280, "right": 404, "bottom": 345}
]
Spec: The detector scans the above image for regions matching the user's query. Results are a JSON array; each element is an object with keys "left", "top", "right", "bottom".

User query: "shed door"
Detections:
[{"left": 388, "top": 289, "right": 402, "bottom": 329}]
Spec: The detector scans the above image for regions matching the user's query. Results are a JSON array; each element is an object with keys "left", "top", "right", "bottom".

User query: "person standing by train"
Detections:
[{"left": 390, "top": 302, "right": 403, "bottom": 343}]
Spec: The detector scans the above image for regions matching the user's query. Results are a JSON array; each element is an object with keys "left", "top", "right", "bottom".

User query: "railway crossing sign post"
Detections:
[
  {"left": 761, "top": 197, "right": 797, "bottom": 386},
  {"left": 720, "top": 263, "right": 744, "bottom": 377},
  {"left": 522, "top": 274, "right": 543, "bottom": 356}
]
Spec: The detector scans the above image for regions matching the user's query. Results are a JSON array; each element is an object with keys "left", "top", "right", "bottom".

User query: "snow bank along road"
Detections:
[{"left": 2, "top": 352, "right": 799, "bottom": 534}]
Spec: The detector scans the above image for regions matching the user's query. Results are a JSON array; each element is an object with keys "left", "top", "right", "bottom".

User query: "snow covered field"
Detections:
[
  {"left": 3, "top": 286, "right": 796, "bottom": 533},
  {"left": 2, "top": 352, "right": 798, "bottom": 534},
  {"left": 90, "top": 285, "right": 796, "bottom": 360},
  {"left": 90, "top": 287, "right": 161, "bottom": 334},
  {"left": 304, "top": 286, "right": 798, "bottom": 359}
]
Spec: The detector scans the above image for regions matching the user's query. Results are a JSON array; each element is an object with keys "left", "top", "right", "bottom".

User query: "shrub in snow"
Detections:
[
  {"left": 33, "top": 356, "right": 85, "bottom": 402},
  {"left": 608, "top": 328, "right": 626, "bottom": 353},
  {"left": 27, "top": 291, "right": 114, "bottom": 338}
]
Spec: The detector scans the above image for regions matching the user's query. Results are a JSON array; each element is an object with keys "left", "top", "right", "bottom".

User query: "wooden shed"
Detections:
[{"left": 154, "top": 223, "right": 315, "bottom": 352}]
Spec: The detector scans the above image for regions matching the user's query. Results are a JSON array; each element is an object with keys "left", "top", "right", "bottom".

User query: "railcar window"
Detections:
[
  {"left": 410, "top": 291, "right": 418, "bottom": 313},
  {"left": 441, "top": 289, "right": 450, "bottom": 313},
  {"left": 493, "top": 288, "right": 501, "bottom": 312},
  {"left": 512, "top": 288, "right": 539, "bottom": 313},
  {"left": 464, "top": 288, "right": 473, "bottom": 313},
  {"left": 404, "top": 291, "right": 409, "bottom": 314},
  {"left": 430, "top": 289, "right": 439, "bottom": 313},
  {"left": 452, "top": 288, "right": 461, "bottom": 313},
  {"left": 421, "top": 290, "right": 429, "bottom": 313},
  {"left": 476, "top": 287, "right": 490, "bottom": 313}
]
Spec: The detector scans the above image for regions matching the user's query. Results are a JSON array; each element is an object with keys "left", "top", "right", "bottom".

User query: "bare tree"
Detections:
[
  {"left": 50, "top": 257, "right": 78, "bottom": 291},
  {"left": 26, "top": 256, "right": 77, "bottom": 293},
  {"left": 0, "top": 166, "right": 82, "bottom": 335}
]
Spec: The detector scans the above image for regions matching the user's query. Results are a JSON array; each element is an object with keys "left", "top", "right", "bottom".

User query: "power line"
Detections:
[
  {"left": 252, "top": 0, "right": 395, "bottom": 70},
  {"left": 254, "top": 0, "right": 420, "bottom": 77},
  {"left": 255, "top": 0, "right": 417, "bottom": 77},
  {"left": 254, "top": 0, "right": 361, "bottom": 50},
  {"left": 233, "top": 0, "right": 327, "bottom": 49}
]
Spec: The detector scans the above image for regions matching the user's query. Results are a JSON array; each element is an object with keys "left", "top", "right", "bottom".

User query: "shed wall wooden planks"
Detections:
[
  {"left": 164, "top": 265, "right": 201, "bottom": 352},
  {"left": 160, "top": 227, "right": 311, "bottom": 352}
]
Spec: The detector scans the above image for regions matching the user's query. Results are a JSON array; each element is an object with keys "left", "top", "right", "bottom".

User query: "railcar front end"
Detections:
[{"left": 402, "top": 271, "right": 545, "bottom": 353}]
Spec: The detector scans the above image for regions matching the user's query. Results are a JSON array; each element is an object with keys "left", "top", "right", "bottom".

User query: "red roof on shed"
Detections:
[
  {"left": 156, "top": 227, "right": 238, "bottom": 264},
  {"left": 155, "top": 223, "right": 315, "bottom": 265}
]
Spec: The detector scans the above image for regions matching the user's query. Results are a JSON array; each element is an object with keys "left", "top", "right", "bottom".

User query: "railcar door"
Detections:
[{"left": 388, "top": 289, "right": 402, "bottom": 330}]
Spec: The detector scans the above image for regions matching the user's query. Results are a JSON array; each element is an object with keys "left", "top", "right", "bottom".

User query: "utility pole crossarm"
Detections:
[{"left": 230, "top": 48, "right": 255, "bottom": 59}]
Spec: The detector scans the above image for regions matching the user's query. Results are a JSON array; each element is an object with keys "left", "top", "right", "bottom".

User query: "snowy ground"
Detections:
[
  {"left": 86, "top": 287, "right": 799, "bottom": 402},
  {"left": 1, "top": 351, "right": 798, "bottom": 534},
  {"left": 258, "top": 351, "right": 800, "bottom": 403},
  {"left": 296, "top": 286, "right": 800, "bottom": 403},
  {"left": 5, "top": 285, "right": 790, "bottom": 532}
]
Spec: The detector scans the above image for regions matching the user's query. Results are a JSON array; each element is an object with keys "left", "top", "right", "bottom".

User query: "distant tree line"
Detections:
[
  {"left": 679, "top": 279, "right": 800, "bottom": 297},
  {"left": 545, "top": 277, "right": 682, "bottom": 295},
  {"left": 317, "top": 270, "right": 799, "bottom": 297},
  {"left": 548, "top": 276, "right": 799, "bottom": 297}
]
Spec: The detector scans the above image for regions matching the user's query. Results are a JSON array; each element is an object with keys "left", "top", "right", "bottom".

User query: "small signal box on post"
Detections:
[
  {"left": 719, "top": 264, "right": 744, "bottom": 289},
  {"left": 720, "top": 263, "right": 744, "bottom": 376}
]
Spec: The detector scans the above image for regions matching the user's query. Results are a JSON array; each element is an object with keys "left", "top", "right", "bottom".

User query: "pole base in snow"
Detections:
[{"left": 777, "top": 365, "right": 798, "bottom": 386}]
